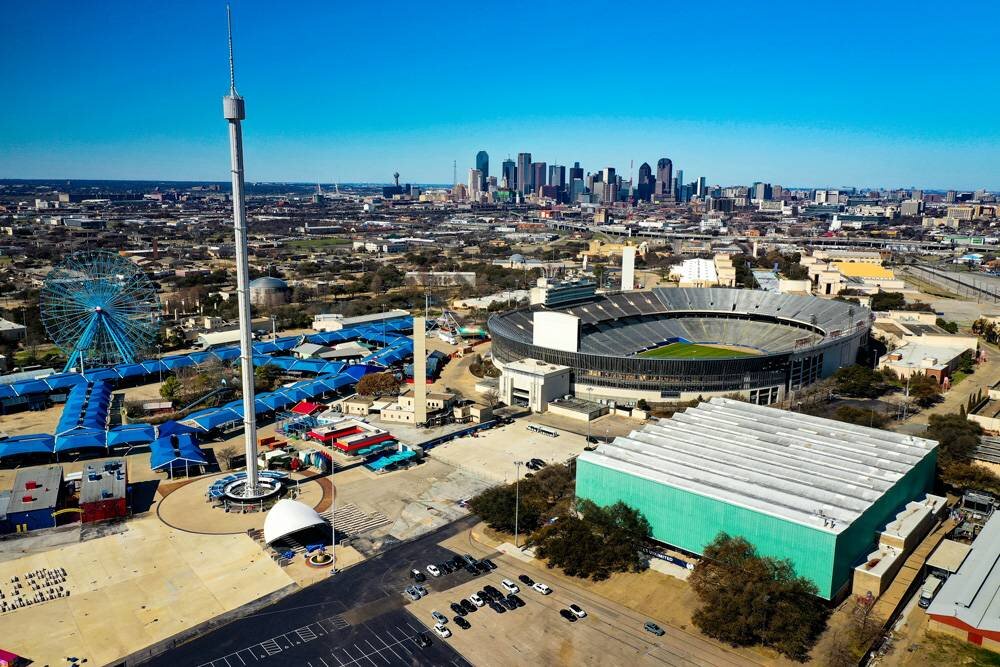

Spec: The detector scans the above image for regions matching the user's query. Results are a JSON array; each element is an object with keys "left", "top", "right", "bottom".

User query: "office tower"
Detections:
[
  {"left": 517, "top": 152, "right": 532, "bottom": 194},
  {"left": 549, "top": 164, "right": 566, "bottom": 189},
  {"left": 468, "top": 168, "right": 481, "bottom": 200},
  {"left": 476, "top": 150, "right": 489, "bottom": 189},
  {"left": 570, "top": 177, "right": 586, "bottom": 203},
  {"left": 569, "top": 161, "right": 583, "bottom": 183},
  {"left": 602, "top": 166, "right": 616, "bottom": 184},
  {"left": 945, "top": 190, "right": 957, "bottom": 203},
  {"left": 674, "top": 169, "right": 684, "bottom": 202},
  {"left": 502, "top": 159, "right": 516, "bottom": 189},
  {"left": 912, "top": 189, "right": 923, "bottom": 201},
  {"left": 772, "top": 184, "right": 783, "bottom": 200},
  {"left": 532, "top": 162, "right": 547, "bottom": 193},
  {"left": 656, "top": 158, "right": 673, "bottom": 198},
  {"left": 696, "top": 176, "right": 707, "bottom": 198},
  {"left": 753, "top": 182, "right": 772, "bottom": 201},
  {"left": 637, "top": 162, "right": 653, "bottom": 201}
]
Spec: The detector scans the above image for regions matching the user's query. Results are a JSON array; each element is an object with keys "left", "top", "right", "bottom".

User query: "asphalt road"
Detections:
[{"left": 146, "top": 516, "right": 482, "bottom": 667}]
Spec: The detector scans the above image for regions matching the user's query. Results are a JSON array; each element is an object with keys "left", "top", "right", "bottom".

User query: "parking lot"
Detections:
[
  {"left": 407, "top": 552, "right": 760, "bottom": 667},
  {"left": 428, "top": 421, "right": 588, "bottom": 484}
]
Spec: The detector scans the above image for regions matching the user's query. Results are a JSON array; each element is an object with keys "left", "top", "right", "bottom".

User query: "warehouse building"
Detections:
[
  {"left": 80, "top": 459, "right": 128, "bottom": 523},
  {"left": 576, "top": 398, "right": 938, "bottom": 599},
  {"left": 5, "top": 465, "right": 64, "bottom": 532}
]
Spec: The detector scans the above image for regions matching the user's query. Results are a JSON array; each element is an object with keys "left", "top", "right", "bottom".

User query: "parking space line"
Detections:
[
  {"left": 364, "top": 639, "right": 389, "bottom": 664},
  {"left": 353, "top": 643, "right": 378, "bottom": 667},
  {"left": 327, "top": 649, "right": 345, "bottom": 666},
  {"left": 373, "top": 633, "right": 402, "bottom": 661},
  {"left": 318, "top": 658, "right": 330, "bottom": 667}
]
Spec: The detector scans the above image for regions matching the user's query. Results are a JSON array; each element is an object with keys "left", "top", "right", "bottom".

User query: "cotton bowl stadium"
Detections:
[{"left": 488, "top": 287, "right": 871, "bottom": 405}]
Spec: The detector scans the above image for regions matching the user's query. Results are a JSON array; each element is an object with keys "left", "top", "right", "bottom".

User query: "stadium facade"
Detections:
[
  {"left": 576, "top": 398, "right": 939, "bottom": 599},
  {"left": 488, "top": 288, "right": 871, "bottom": 404}
]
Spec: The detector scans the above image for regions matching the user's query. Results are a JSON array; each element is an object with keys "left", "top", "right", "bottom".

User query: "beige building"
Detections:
[{"left": 380, "top": 390, "right": 457, "bottom": 424}]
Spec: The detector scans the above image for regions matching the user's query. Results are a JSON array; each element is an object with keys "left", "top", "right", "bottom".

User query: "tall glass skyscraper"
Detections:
[
  {"left": 475, "top": 150, "right": 489, "bottom": 189},
  {"left": 656, "top": 158, "right": 673, "bottom": 199},
  {"left": 501, "top": 159, "right": 516, "bottom": 189},
  {"left": 517, "top": 152, "right": 532, "bottom": 195}
]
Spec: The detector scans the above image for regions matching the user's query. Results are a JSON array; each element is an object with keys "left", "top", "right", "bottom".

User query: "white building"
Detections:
[{"left": 498, "top": 358, "right": 571, "bottom": 413}]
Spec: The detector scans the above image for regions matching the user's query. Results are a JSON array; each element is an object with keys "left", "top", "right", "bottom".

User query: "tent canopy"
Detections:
[{"left": 150, "top": 433, "right": 207, "bottom": 470}]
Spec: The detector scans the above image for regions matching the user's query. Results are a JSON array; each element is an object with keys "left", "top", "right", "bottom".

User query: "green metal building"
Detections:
[{"left": 576, "top": 397, "right": 938, "bottom": 599}]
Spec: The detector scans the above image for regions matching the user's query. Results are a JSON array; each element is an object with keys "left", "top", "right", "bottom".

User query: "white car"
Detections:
[
  {"left": 532, "top": 582, "right": 552, "bottom": 595},
  {"left": 433, "top": 623, "right": 451, "bottom": 638},
  {"left": 431, "top": 610, "right": 448, "bottom": 624},
  {"left": 569, "top": 603, "right": 587, "bottom": 618},
  {"left": 501, "top": 579, "right": 520, "bottom": 594},
  {"left": 469, "top": 593, "right": 485, "bottom": 607},
  {"left": 426, "top": 564, "right": 441, "bottom": 577}
]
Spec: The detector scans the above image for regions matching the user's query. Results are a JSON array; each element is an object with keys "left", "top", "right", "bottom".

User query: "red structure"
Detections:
[
  {"left": 80, "top": 459, "right": 127, "bottom": 523},
  {"left": 307, "top": 421, "right": 395, "bottom": 454}
]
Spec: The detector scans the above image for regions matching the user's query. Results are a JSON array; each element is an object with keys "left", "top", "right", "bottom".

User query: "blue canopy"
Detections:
[
  {"left": 82, "top": 368, "right": 120, "bottom": 382},
  {"left": 150, "top": 433, "right": 207, "bottom": 470},
  {"left": 157, "top": 420, "right": 204, "bottom": 437},
  {"left": 12, "top": 379, "right": 51, "bottom": 396},
  {"left": 0, "top": 385, "right": 14, "bottom": 399},
  {"left": 183, "top": 407, "right": 241, "bottom": 431},
  {"left": 141, "top": 359, "right": 168, "bottom": 373},
  {"left": 0, "top": 434, "right": 55, "bottom": 459},
  {"left": 44, "top": 373, "right": 88, "bottom": 390},
  {"left": 55, "top": 429, "right": 108, "bottom": 453},
  {"left": 188, "top": 351, "right": 216, "bottom": 364},
  {"left": 106, "top": 423, "right": 156, "bottom": 446},
  {"left": 211, "top": 348, "right": 241, "bottom": 362},
  {"left": 162, "top": 356, "right": 195, "bottom": 370},
  {"left": 114, "top": 363, "right": 148, "bottom": 379}
]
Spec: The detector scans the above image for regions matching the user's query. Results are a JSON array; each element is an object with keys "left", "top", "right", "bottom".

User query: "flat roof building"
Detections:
[
  {"left": 927, "top": 513, "right": 1000, "bottom": 651},
  {"left": 576, "top": 397, "right": 938, "bottom": 599},
  {"left": 6, "top": 465, "right": 64, "bottom": 532},
  {"left": 80, "top": 458, "right": 128, "bottom": 523}
]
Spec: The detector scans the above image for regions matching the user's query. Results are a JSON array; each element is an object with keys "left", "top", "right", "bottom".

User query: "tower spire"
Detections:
[{"left": 226, "top": 4, "right": 237, "bottom": 95}]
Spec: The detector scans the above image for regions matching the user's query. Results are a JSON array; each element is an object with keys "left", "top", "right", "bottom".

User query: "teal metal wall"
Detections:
[{"left": 576, "top": 449, "right": 937, "bottom": 599}]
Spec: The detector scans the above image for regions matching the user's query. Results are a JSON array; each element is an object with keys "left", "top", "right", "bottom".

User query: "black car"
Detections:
[
  {"left": 454, "top": 616, "right": 471, "bottom": 630},
  {"left": 451, "top": 555, "right": 466, "bottom": 568},
  {"left": 462, "top": 554, "right": 478, "bottom": 566},
  {"left": 502, "top": 596, "right": 517, "bottom": 610},
  {"left": 559, "top": 609, "right": 578, "bottom": 622},
  {"left": 509, "top": 593, "right": 525, "bottom": 608},
  {"left": 450, "top": 602, "right": 467, "bottom": 616},
  {"left": 410, "top": 569, "right": 426, "bottom": 582},
  {"left": 489, "top": 602, "right": 506, "bottom": 614},
  {"left": 415, "top": 632, "right": 432, "bottom": 648},
  {"left": 476, "top": 589, "right": 489, "bottom": 602},
  {"left": 483, "top": 559, "right": 497, "bottom": 570},
  {"left": 530, "top": 458, "right": 545, "bottom": 467},
  {"left": 475, "top": 561, "right": 490, "bottom": 574},
  {"left": 484, "top": 585, "right": 501, "bottom": 597},
  {"left": 460, "top": 599, "right": 476, "bottom": 613},
  {"left": 465, "top": 564, "right": 479, "bottom": 575},
  {"left": 518, "top": 574, "right": 534, "bottom": 586},
  {"left": 439, "top": 562, "right": 453, "bottom": 574}
]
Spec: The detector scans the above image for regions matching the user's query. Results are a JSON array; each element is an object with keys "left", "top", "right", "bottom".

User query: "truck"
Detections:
[{"left": 918, "top": 575, "right": 944, "bottom": 609}]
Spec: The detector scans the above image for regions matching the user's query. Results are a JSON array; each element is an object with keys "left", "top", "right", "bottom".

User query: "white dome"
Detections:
[{"left": 263, "top": 499, "right": 326, "bottom": 544}]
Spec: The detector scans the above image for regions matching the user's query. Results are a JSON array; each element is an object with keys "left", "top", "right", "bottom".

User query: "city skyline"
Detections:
[{"left": 2, "top": 0, "right": 999, "bottom": 189}]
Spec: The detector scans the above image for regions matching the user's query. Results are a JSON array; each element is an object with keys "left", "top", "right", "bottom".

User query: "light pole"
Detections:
[
  {"left": 330, "top": 459, "right": 337, "bottom": 572},
  {"left": 514, "top": 460, "right": 523, "bottom": 548},
  {"left": 586, "top": 386, "right": 593, "bottom": 443}
]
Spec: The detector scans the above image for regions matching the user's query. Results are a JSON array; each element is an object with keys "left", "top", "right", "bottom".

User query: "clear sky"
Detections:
[{"left": 2, "top": 0, "right": 998, "bottom": 189}]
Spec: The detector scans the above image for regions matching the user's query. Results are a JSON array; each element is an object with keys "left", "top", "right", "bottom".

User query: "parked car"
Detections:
[
  {"left": 414, "top": 584, "right": 428, "bottom": 597},
  {"left": 475, "top": 561, "right": 490, "bottom": 574},
  {"left": 469, "top": 593, "right": 485, "bottom": 607},
  {"left": 451, "top": 555, "right": 466, "bottom": 568},
  {"left": 559, "top": 609, "right": 578, "bottom": 622},
  {"left": 482, "top": 559, "right": 497, "bottom": 570},
  {"left": 439, "top": 562, "right": 453, "bottom": 574},
  {"left": 484, "top": 585, "right": 502, "bottom": 597},
  {"left": 501, "top": 579, "right": 520, "bottom": 593},
  {"left": 502, "top": 596, "right": 517, "bottom": 611},
  {"left": 404, "top": 586, "right": 421, "bottom": 601},
  {"left": 532, "top": 582, "right": 552, "bottom": 595},
  {"left": 414, "top": 632, "right": 432, "bottom": 648},
  {"left": 644, "top": 621, "right": 665, "bottom": 636},
  {"left": 427, "top": 564, "right": 441, "bottom": 577},
  {"left": 465, "top": 564, "right": 479, "bottom": 575},
  {"left": 462, "top": 554, "right": 478, "bottom": 566},
  {"left": 509, "top": 594, "right": 525, "bottom": 608},
  {"left": 489, "top": 602, "right": 506, "bottom": 614},
  {"left": 410, "top": 569, "right": 425, "bottom": 582},
  {"left": 569, "top": 604, "right": 586, "bottom": 618},
  {"left": 431, "top": 610, "right": 448, "bottom": 625},
  {"left": 450, "top": 602, "right": 467, "bottom": 617},
  {"left": 530, "top": 458, "right": 545, "bottom": 467},
  {"left": 460, "top": 599, "right": 476, "bottom": 613},
  {"left": 433, "top": 623, "right": 451, "bottom": 638},
  {"left": 454, "top": 616, "right": 471, "bottom": 630},
  {"left": 518, "top": 574, "right": 535, "bottom": 586}
]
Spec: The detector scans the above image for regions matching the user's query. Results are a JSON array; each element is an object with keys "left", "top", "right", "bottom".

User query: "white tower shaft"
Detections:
[{"left": 223, "top": 7, "right": 259, "bottom": 497}]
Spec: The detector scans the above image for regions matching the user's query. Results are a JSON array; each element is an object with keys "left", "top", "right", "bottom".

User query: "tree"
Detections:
[
  {"left": 907, "top": 373, "right": 942, "bottom": 407},
  {"left": 936, "top": 318, "right": 960, "bottom": 334},
  {"left": 468, "top": 485, "right": 540, "bottom": 535},
  {"left": 834, "top": 406, "right": 889, "bottom": 428},
  {"left": 826, "top": 595, "right": 886, "bottom": 667},
  {"left": 833, "top": 365, "right": 890, "bottom": 398},
  {"left": 688, "top": 533, "right": 829, "bottom": 661},
  {"left": 160, "top": 375, "right": 182, "bottom": 401},
  {"left": 481, "top": 388, "right": 501, "bottom": 409},
  {"left": 532, "top": 500, "right": 651, "bottom": 581},
  {"left": 254, "top": 363, "right": 282, "bottom": 392},
  {"left": 216, "top": 445, "right": 239, "bottom": 471},
  {"left": 869, "top": 292, "right": 906, "bottom": 311},
  {"left": 356, "top": 372, "right": 401, "bottom": 397}
]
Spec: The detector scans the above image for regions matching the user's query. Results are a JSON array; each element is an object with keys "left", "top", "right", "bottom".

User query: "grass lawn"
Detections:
[
  {"left": 285, "top": 237, "right": 351, "bottom": 250},
  {"left": 636, "top": 342, "right": 758, "bottom": 360}
]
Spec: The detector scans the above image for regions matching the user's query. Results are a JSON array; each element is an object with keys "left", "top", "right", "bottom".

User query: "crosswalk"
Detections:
[{"left": 320, "top": 503, "right": 392, "bottom": 538}]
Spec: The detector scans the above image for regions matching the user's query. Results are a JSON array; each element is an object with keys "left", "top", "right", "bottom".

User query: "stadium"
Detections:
[{"left": 488, "top": 287, "right": 871, "bottom": 405}]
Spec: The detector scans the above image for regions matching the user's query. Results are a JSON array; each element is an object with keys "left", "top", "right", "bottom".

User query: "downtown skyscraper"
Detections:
[
  {"left": 475, "top": 150, "right": 489, "bottom": 190},
  {"left": 517, "top": 152, "right": 532, "bottom": 195}
]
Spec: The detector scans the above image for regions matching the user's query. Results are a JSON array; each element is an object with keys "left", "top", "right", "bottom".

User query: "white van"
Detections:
[{"left": 918, "top": 575, "right": 943, "bottom": 609}]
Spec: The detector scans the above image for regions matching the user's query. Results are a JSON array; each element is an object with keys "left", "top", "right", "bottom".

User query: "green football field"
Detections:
[{"left": 636, "top": 342, "right": 759, "bottom": 359}]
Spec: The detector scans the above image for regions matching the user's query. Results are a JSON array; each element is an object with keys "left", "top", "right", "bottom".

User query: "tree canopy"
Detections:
[
  {"left": 688, "top": 533, "right": 829, "bottom": 662},
  {"left": 833, "top": 365, "right": 892, "bottom": 398},
  {"left": 356, "top": 372, "right": 401, "bottom": 397},
  {"left": 926, "top": 413, "right": 1000, "bottom": 494}
]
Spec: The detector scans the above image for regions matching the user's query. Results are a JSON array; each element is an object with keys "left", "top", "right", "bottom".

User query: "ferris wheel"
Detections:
[{"left": 40, "top": 251, "right": 161, "bottom": 372}]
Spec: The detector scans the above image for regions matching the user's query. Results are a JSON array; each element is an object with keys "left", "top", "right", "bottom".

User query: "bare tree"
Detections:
[{"left": 481, "top": 388, "right": 501, "bottom": 409}]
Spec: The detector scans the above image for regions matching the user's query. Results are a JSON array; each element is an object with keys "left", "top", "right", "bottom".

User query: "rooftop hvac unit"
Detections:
[{"left": 22, "top": 495, "right": 34, "bottom": 503}]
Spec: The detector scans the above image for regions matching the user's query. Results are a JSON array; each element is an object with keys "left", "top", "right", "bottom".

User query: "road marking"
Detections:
[
  {"left": 297, "top": 627, "right": 318, "bottom": 642},
  {"left": 260, "top": 639, "right": 282, "bottom": 656},
  {"left": 318, "top": 658, "right": 330, "bottom": 667},
  {"left": 364, "top": 639, "right": 389, "bottom": 664}
]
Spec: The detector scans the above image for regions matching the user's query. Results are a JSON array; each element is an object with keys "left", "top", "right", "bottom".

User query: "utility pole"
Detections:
[{"left": 514, "top": 460, "right": 523, "bottom": 548}]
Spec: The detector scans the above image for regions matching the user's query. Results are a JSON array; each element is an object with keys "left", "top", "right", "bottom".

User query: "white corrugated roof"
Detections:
[
  {"left": 927, "top": 513, "right": 1000, "bottom": 631},
  {"left": 578, "top": 397, "right": 937, "bottom": 534}
]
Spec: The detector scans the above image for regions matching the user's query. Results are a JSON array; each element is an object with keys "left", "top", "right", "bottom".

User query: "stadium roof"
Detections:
[
  {"left": 927, "top": 512, "right": 1000, "bottom": 631},
  {"left": 578, "top": 397, "right": 937, "bottom": 534}
]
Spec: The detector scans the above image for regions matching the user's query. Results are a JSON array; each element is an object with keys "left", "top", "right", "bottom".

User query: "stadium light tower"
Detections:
[{"left": 223, "top": 6, "right": 260, "bottom": 498}]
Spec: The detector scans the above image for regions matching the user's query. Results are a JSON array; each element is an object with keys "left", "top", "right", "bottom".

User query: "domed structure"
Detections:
[
  {"left": 263, "top": 499, "right": 326, "bottom": 544},
  {"left": 249, "top": 276, "right": 289, "bottom": 306}
]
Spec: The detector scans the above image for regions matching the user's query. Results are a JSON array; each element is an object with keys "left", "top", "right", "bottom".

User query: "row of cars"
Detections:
[{"left": 428, "top": 575, "right": 560, "bottom": 637}]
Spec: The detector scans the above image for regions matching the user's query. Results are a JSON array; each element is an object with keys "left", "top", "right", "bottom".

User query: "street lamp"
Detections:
[{"left": 514, "top": 460, "right": 523, "bottom": 548}]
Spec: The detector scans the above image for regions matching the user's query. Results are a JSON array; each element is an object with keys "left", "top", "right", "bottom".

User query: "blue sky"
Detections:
[{"left": 2, "top": 0, "right": 998, "bottom": 189}]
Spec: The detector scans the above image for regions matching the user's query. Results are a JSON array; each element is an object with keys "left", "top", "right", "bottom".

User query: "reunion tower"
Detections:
[{"left": 223, "top": 6, "right": 261, "bottom": 498}]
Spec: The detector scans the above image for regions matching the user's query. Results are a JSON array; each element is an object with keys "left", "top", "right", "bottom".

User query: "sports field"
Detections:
[{"left": 636, "top": 342, "right": 759, "bottom": 359}]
